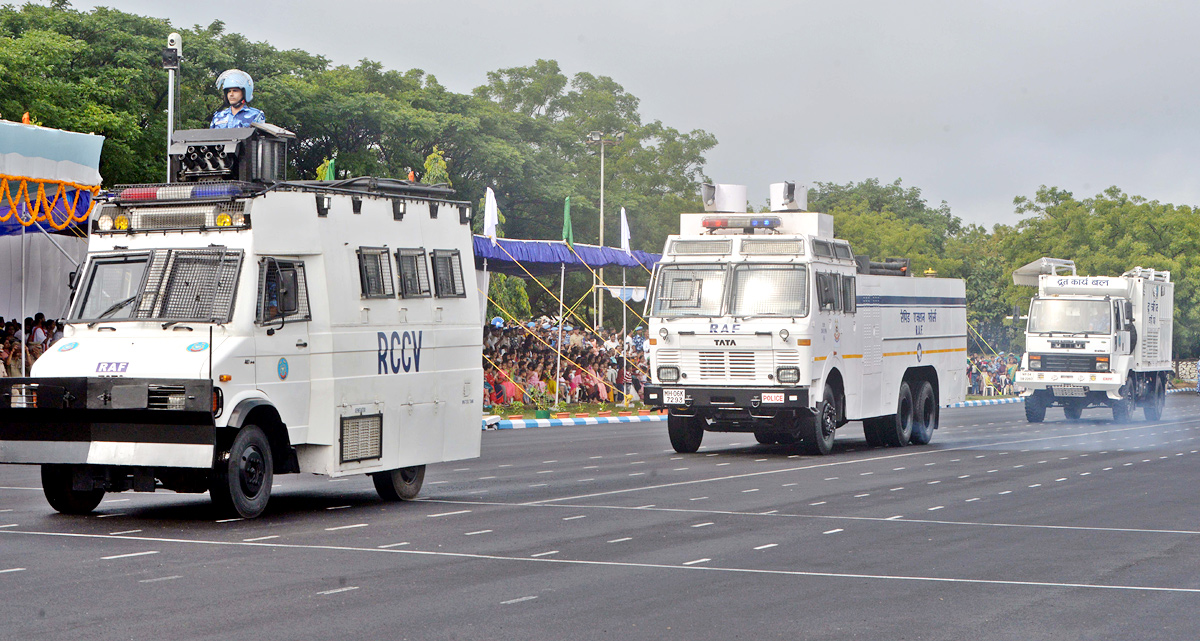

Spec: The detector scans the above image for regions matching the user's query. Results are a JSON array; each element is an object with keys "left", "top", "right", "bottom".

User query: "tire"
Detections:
[
  {"left": 802, "top": 386, "right": 838, "bottom": 455},
  {"left": 210, "top": 425, "right": 273, "bottom": 519},
  {"left": 1144, "top": 375, "right": 1165, "bottom": 422},
  {"left": 1064, "top": 404, "right": 1083, "bottom": 421},
  {"left": 754, "top": 431, "right": 778, "bottom": 445},
  {"left": 41, "top": 464, "right": 104, "bottom": 515},
  {"left": 862, "top": 418, "right": 885, "bottom": 447},
  {"left": 881, "top": 382, "right": 915, "bottom": 447},
  {"left": 373, "top": 465, "right": 426, "bottom": 501},
  {"left": 1024, "top": 393, "right": 1047, "bottom": 423},
  {"left": 1112, "top": 398, "right": 1133, "bottom": 423},
  {"left": 910, "top": 381, "right": 938, "bottom": 445},
  {"left": 668, "top": 414, "right": 705, "bottom": 453}
]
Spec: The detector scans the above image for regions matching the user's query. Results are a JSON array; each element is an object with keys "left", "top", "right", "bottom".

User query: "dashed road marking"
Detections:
[
  {"left": 823, "top": 529, "right": 844, "bottom": 534},
  {"left": 243, "top": 535, "right": 279, "bottom": 542},
  {"left": 682, "top": 558, "right": 710, "bottom": 565},
  {"left": 102, "top": 551, "right": 158, "bottom": 560},
  {"left": 138, "top": 575, "right": 180, "bottom": 583},
  {"left": 501, "top": 595, "right": 538, "bottom": 605},
  {"left": 531, "top": 550, "right": 558, "bottom": 558},
  {"left": 317, "top": 586, "right": 359, "bottom": 596},
  {"left": 608, "top": 538, "right": 632, "bottom": 543},
  {"left": 428, "top": 510, "right": 471, "bottom": 518},
  {"left": 465, "top": 530, "right": 493, "bottom": 536},
  {"left": 325, "top": 523, "right": 368, "bottom": 531},
  {"left": 754, "top": 544, "right": 778, "bottom": 550}
]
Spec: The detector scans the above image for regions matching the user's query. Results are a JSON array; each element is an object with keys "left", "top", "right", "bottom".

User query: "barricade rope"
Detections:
[
  {"left": 967, "top": 321, "right": 1003, "bottom": 359},
  {"left": 565, "top": 242, "right": 650, "bottom": 327},
  {"left": 0, "top": 174, "right": 99, "bottom": 231}
]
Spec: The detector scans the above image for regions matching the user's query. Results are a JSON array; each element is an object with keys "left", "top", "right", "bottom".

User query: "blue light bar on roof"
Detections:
[{"left": 701, "top": 215, "right": 781, "bottom": 229}]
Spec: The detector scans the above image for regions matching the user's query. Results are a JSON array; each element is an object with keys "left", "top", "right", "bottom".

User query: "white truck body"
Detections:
[
  {"left": 1, "top": 128, "right": 482, "bottom": 516},
  {"left": 1012, "top": 258, "right": 1173, "bottom": 422},
  {"left": 644, "top": 186, "right": 966, "bottom": 454}
]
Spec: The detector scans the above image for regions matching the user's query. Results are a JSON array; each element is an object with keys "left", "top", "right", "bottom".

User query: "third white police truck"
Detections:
[
  {"left": 644, "top": 183, "right": 967, "bottom": 455},
  {"left": 1012, "top": 257, "right": 1173, "bottom": 423}
]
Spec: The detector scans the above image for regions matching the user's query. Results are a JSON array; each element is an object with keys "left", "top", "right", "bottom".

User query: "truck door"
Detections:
[{"left": 254, "top": 257, "right": 312, "bottom": 430}]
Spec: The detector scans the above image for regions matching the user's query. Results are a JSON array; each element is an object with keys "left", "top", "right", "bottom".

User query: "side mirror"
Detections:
[
  {"left": 1123, "top": 301, "right": 1135, "bottom": 328},
  {"left": 68, "top": 270, "right": 79, "bottom": 290}
]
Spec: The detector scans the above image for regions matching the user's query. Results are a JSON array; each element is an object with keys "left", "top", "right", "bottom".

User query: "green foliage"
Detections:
[
  {"left": 487, "top": 273, "right": 531, "bottom": 321},
  {"left": 421, "top": 145, "right": 450, "bottom": 186}
]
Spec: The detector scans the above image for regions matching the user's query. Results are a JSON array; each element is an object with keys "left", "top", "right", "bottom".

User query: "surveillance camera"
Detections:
[{"left": 167, "top": 32, "right": 181, "bottom": 53}]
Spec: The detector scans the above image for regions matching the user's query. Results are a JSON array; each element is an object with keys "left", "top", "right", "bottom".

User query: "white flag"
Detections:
[
  {"left": 619, "top": 206, "right": 631, "bottom": 254},
  {"left": 483, "top": 187, "right": 499, "bottom": 244}
]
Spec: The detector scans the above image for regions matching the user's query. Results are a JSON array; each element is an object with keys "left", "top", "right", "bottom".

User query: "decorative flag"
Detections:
[
  {"left": 324, "top": 157, "right": 336, "bottom": 180},
  {"left": 484, "top": 187, "right": 499, "bottom": 243},
  {"left": 620, "top": 206, "right": 631, "bottom": 254},
  {"left": 562, "top": 196, "right": 574, "bottom": 246}
]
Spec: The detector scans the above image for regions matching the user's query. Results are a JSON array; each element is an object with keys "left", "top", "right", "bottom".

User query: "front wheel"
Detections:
[
  {"left": 909, "top": 381, "right": 938, "bottom": 445},
  {"left": 41, "top": 465, "right": 104, "bottom": 515},
  {"left": 801, "top": 386, "right": 838, "bottom": 455},
  {"left": 210, "top": 425, "right": 273, "bottom": 519},
  {"left": 1024, "top": 393, "right": 1047, "bottom": 423},
  {"left": 1064, "top": 404, "right": 1083, "bottom": 421},
  {"left": 668, "top": 414, "right": 705, "bottom": 453},
  {"left": 373, "top": 465, "right": 426, "bottom": 501}
]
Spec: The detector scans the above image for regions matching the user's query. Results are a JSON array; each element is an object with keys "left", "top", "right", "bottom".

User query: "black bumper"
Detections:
[
  {"left": 644, "top": 384, "right": 809, "bottom": 412},
  {"left": 0, "top": 377, "right": 215, "bottom": 446}
]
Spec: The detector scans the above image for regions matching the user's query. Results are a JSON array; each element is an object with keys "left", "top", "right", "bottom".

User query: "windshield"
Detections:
[
  {"left": 1028, "top": 298, "right": 1112, "bottom": 335},
  {"left": 730, "top": 264, "right": 809, "bottom": 317},
  {"left": 650, "top": 265, "right": 727, "bottom": 317},
  {"left": 71, "top": 248, "right": 244, "bottom": 324}
]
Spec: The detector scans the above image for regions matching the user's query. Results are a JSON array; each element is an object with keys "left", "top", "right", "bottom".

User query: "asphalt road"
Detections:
[{"left": 5, "top": 395, "right": 1200, "bottom": 640}]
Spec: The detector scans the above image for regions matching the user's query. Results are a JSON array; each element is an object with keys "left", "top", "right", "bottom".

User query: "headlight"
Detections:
[
  {"left": 657, "top": 366, "right": 680, "bottom": 382},
  {"left": 96, "top": 214, "right": 114, "bottom": 231},
  {"left": 658, "top": 327, "right": 669, "bottom": 339},
  {"left": 1095, "top": 357, "right": 1109, "bottom": 372},
  {"left": 1029, "top": 356, "right": 1042, "bottom": 370},
  {"left": 776, "top": 367, "right": 800, "bottom": 384},
  {"left": 779, "top": 328, "right": 789, "bottom": 341},
  {"left": 113, "top": 214, "right": 130, "bottom": 231},
  {"left": 215, "top": 213, "right": 233, "bottom": 227}
]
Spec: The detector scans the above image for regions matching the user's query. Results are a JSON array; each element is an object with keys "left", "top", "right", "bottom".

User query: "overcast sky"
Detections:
[{"left": 77, "top": 0, "right": 1200, "bottom": 227}]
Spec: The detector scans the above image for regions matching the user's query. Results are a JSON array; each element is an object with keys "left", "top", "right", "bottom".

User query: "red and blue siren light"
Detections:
[
  {"left": 701, "top": 215, "right": 781, "bottom": 230},
  {"left": 116, "top": 182, "right": 244, "bottom": 202}
]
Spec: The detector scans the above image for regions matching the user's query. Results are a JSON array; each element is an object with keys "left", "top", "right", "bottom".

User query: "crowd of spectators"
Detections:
[
  {"left": 969, "top": 353, "right": 1019, "bottom": 396},
  {"left": 483, "top": 318, "right": 649, "bottom": 409},
  {"left": 0, "top": 313, "right": 63, "bottom": 377}
]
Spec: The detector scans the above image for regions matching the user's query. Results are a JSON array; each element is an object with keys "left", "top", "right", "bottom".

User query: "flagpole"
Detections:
[
  {"left": 621, "top": 267, "right": 627, "bottom": 407},
  {"left": 20, "top": 209, "right": 27, "bottom": 376},
  {"left": 555, "top": 262, "right": 565, "bottom": 408}
]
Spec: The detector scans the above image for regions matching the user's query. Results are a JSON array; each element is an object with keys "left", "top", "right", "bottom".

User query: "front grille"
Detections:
[
  {"left": 341, "top": 414, "right": 383, "bottom": 463},
  {"left": 1035, "top": 353, "right": 1099, "bottom": 372},
  {"left": 728, "top": 351, "right": 755, "bottom": 380},
  {"left": 698, "top": 351, "right": 726, "bottom": 380},
  {"left": 654, "top": 349, "right": 681, "bottom": 366},
  {"left": 147, "top": 384, "right": 187, "bottom": 410}
]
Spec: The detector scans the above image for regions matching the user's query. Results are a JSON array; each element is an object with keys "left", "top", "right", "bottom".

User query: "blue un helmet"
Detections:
[{"left": 215, "top": 69, "right": 254, "bottom": 105}]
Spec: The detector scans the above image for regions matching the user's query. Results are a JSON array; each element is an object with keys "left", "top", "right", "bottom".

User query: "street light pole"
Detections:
[{"left": 586, "top": 130, "right": 623, "bottom": 329}]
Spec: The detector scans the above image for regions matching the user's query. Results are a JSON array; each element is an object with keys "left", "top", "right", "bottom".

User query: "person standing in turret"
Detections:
[{"left": 210, "top": 69, "right": 265, "bottom": 129}]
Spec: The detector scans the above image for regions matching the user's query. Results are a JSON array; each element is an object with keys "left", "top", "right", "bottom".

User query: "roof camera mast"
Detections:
[{"left": 162, "top": 32, "right": 182, "bottom": 182}]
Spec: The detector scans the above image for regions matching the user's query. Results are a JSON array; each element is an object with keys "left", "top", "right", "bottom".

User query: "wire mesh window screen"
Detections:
[
  {"left": 356, "top": 247, "right": 395, "bottom": 298},
  {"left": 741, "top": 239, "right": 805, "bottom": 256},
  {"left": 431, "top": 249, "right": 466, "bottom": 298},
  {"left": 651, "top": 266, "right": 727, "bottom": 317},
  {"left": 669, "top": 239, "right": 732, "bottom": 255},
  {"left": 730, "top": 265, "right": 809, "bottom": 317},
  {"left": 833, "top": 243, "right": 854, "bottom": 260},
  {"left": 812, "top": 240, "right": 834, "bottom": 258},
  {"left": 257, "top": 258, "right": 312, "bottom": 324},
  {"left": 156, "top": 249, "right": 243, "bottom": 322},
  {"left": 395, "top": 248, "right": 432, "bottom": 299}
]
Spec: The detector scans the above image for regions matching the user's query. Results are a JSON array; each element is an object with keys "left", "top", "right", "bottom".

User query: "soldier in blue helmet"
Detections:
[{"left": 210, "top": 69, "right": 265, "bottom": 129}]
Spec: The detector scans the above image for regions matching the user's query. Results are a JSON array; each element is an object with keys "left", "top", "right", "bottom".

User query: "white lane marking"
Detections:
[
  {"left": 530, "top": 550, "right": 558, "bottom": 557},
  {"left": 577, "top": 479, "right": 595, "bottom": 482},
  {"left": 102, "top": 498, "right": 131, "bottom": 503},
  {"left": 16, "top": 528, "right": 1200, "bottom": 594},
  {"left": 885, "top": 515, "right": 904, "bottom": 520},
  {"left": 562, "top": 515, "right": 587, "bottom": 521},
  {"left": 782, "top": 483, "right": 798, "bottom": 487},
  {"left": 465, "top": 530, "right": 493, "bottom": 536},
  {"left": 453, "top": 468, "right": 471, "bottom": 471},
  {"left": 0, "top": 524, "right": 16, "bottom": 529},
  {"left": 999, "top": 491, "right": 1012, "bottom": 495},
  {"left": 754, "top": 544, "right": 778, "bottom": 550},
  {"left": 1030, "top": 484, "right": 1042, "bottom": 487},
  {"left": 317, "top": 586, "right": 359, "bottom": 596},
  {"left": 478, "top": 476, "right": 497, "bottom": 480},
  {"left": 542, "top": 460, "right": 558, "bottom": 464},
  {"left": 608, "top": 537, "right": 632, "bottom": 543},
  {"left": 326, "top": 505, "right": 352, "bottom": 511},
  {"left": 102, "top": 551, "right": 158, "bottom": 560},
  {"left": 692, "top": 522, "right": 714, "bottom": 528},
  {"left": 428, "top": 510, "right": 471, "bottom": 518},
  {"left": 0, "top": 486, "right": 40, "bottom": 491},
  {"left": 690, "top": 497, "right": 708, "bottom": 501},
  {"left": 674, "top": 468, "right": 690, "bottom": 471},
  {"left": 536, "top": 470, "right": 554, "bottom": 474},
  {"left": 501, "top": 595, "right": 538, "bottom": 605},
  {"left": 716, "top": 463, "right": 730, "bottom": 467},
  {"left": 927, "top": 481, "right": 941, "bottom": 485},
  {"left": 243, "top": 535, "right": 279, "bottom": 542},
  {"left": 860, "top": 472, "right": 873, "bottom": 476},
  {"left": 498, "top": 464, "right": 513, "bottom": 468},
  {"left": 138, "top": 575, "right": 181, "bottom": 583},
  {"left": 890, "top": 487, "right": 904, "bottom": 491},
  {"left": 215, "top": 518, "right": 243, "bottom": 523},
  {"left": 823, "top": 529, "right": 844, "bottom": 535},
  {"left": 854, "top": 493, "right": 870, "bottom": 498},
  {"left": 1055, "top": 478, "right": 1068, "bottom": 482},
  {"left": 742, "top": 489, "right": 759, "bottom": 493},
  {"left": 583, "top": 466, "right": 599, "bottom": 470},
  {"left": 762, "top": 510, "right": 779, "bottom": 515},
  {"left": 635, "top": 505, "right": 656, "bottom": 509},
  {"left": 0, "top": 567, "right": 26, "bottom": 574},
  {"left": 325, "top": 524, "right": 368, "bottom": 531},
  {"left": 630, "top": 472, "right": 646, "bottom": 476},
  {"left": 966, "top": 498, "right": 980, "bottom": 502},
  {"left": 589, "top": 456, "right": 603, "bottom": 459},
  {"left": 809, "top": 501, "right": 826, "bottom": 506},
  {"left": 96, "top": 513, "right": 125, "bottom": 518},
  {"left": 928, "top": 506, "right": 944, "bottom": 511},
  {"left": 529, "top": 484, "right": 548, "bottom": 488},
  {"left": 429, "top": 481, "right": 448, "bottom": 485},
  {"left": 110, "top": 530, "right": 142, "bottom": 535},
  {"left": 0, "top": 509, "right": 10, "bottom": 513},
  {"left": 682, "top": 558, "right": 710, "bottom": 565},
  {"left": 378, "top": 542, "right": 409, "bottom": 548},
  {"left": 825, "top": 477, "right": 839, "bottom": 481},
  {"left": 958, "top": 475, "right": 971, "bottom": 479}
]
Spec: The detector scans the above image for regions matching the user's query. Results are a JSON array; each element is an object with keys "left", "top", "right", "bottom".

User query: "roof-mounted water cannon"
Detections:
[
  {"left": 701, "top": 183, "right": 748, "bottom": 213},
  {"left": 168, "top": 123, "right": 295, "bottom": 184},
  {"left": 769, "top": 181, "right": 806, "bottom": 211}
]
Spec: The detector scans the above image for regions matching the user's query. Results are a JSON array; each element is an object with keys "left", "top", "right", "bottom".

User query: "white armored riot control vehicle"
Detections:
[
  {"left": 0, "top": 124, "right": 483, "bottom": 518},
  {"left": 643, "top": 183, "right": 967, "bottom": 455}
]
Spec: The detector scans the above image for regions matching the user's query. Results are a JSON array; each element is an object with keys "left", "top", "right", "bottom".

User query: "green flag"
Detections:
[
  {"left": 562, "top": 196, "right": 574, "bottom": 245},
  {"left": 324, "top": 157, "right": 336, "bottom": 181}
]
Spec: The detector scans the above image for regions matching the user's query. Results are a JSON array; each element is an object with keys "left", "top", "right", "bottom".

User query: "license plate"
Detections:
[
  {"left": 761, "top": 392, "right": 784, "bottom": 403},
  {"left": 663, "top": 389, "right": 686, "bottom": 405},
  {"left": 1052, "top": 385, "right": 1087, "bottom": 397}
]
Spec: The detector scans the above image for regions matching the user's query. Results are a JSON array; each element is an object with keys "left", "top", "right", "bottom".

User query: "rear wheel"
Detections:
[
  {"left": 373, "top": 465, "right": 426, "bottom": 501},
  {"left": 210, "top": 425, "right": 273, "bottom": 519},
  {"left": 802, "top": 386, "right": 838, "bottom": 455},
  {"left": 1024, "top": 392, "right": 1047, "bottom": 423},
  {"left": 909, "top": 381, "right": 938, "bottom": 445},
  {"left": 882, "top": 382, "right": 914, "bottom": 447},
  {"left": 668, "top": 414, "right": 705, "bottom": 453},
  {"left": 41, "top": 465, "right": 104, "bottom": 515},
  {"left": 1144, "top": 375, "right": 1165, "bottom": 422}
]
